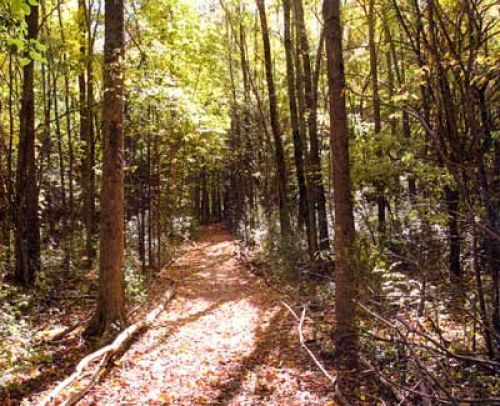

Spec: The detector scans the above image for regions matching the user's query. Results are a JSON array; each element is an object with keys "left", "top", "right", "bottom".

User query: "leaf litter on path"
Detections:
[{"left": 39, "top": 225, "right": 334, "bottom": 405}]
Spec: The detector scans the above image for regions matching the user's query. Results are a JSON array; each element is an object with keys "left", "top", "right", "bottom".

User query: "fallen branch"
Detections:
[
  {"left": 64, "top": 349, "right": 110, "bottom": 406},
  {"left": 32, "top": 318, "right": 91, "bottom": 349},
  {"left": 281, "top": 301, "right": 337, "bottom": 385},
  {"left": 39, "top": 284, "right": 175, "bottom": 406}
]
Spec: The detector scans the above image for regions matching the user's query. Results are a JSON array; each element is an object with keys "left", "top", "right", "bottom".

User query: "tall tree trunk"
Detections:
[
  {"left": 0, "top": 95, "right": 10, "bottom": 257},
  {"left": 283, "top": 0, "right": 313, "bottom": 256},
  {"left": 57, "top": 1, "right": 75, "bottom": 261},
  {"left": 147, "top": 133, "right": 153, "bottom": 268},
  {"left": 294, "top": 0, "right": 329, "bottom": 253},
  {"left": 85, "top": 0, "right": 126, "bottom": 337},
  {"left": 237, "top": 5, "right": 257, "bottom": 234},
  {"left": 368, "top": 0, "right": 386, "bottom": 237},
  {"left": 79, "top": 0, "right": 95, "bottom": 269},
  {"left": 256, "top": 0, "right": 291, "bottom": 240},
  {"left": 5, "top": 54, "right": 16, "bottom": 268},
  {"left": 40, "top": 48, "right": 53, "bottom": 239},
  {"left": 53, "top": 70, "right": 71, "bottom": 268},
  {"left": 15, "top": 2, "right": 41, "bottom": 286},
  {"left": 293, "top": 18, "right": 317, "bottom": 251},
  {"left": 311, "top": 32, "right": 330, "bottom": 253},
  {"left": 324, "top": 0, "right": 359, "bottom": 399}
]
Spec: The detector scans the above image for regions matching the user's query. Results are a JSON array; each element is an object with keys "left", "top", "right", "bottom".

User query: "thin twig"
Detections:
[{"left": 281, "top": 301, "right": 337, "bottom": 384}]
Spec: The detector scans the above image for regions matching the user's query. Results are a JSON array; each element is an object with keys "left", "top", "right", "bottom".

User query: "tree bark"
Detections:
[
  {"left": 294, "top": 0, "right": 329, "bottom": 253},
  {"left": 85, "top": 0, "right": 126, "bottom": 337},
  {"left": 293, "top": 17, "right": 317, "bottom": 252},
  {"left": 323, "top": 0, "right": 359, "bottom": 399},
  {"left": 0, "top": 93, "right": 10, "bottom": 258},
  {"left": 367, "top": 0, "right": 386, "bottom": 237},
  {"left": 256, "top": 0, "right": 291, "bottom": 240},
  {"left": 15, "top": 2, "right": 41, "bottom": 286},
  {"left": 57, "top": 1, "right": 75, "bottom": 261},
  {"left": 311, "top": 32, "right": 330, "bottom": 253},
  {"left": 78, "top": 0, "right": 96, "bottom": 269},
  {"left": 283, "top": 0, "right": 313, "bottom": 255}
]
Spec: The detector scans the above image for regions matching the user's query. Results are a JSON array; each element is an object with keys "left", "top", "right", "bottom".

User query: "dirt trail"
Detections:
[{"left": 79, "top": 225, "right": 332, "bottom": 405}]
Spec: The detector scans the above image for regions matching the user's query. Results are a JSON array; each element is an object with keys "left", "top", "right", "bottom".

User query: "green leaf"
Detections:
[
  {"left": 10, "top": 0, "right": 31, "bottom": 17},
  {"left": 33, "top": 41, "right": 46, "bottom": 52},
  {"left": 6, "top": 38, "right": 24, "bottom": 52},
  {"left": 19, "top": 57, "right": 31, "bottom": 67},
  {"left": 28, "top": 49, "right": 47, "bottom": 64}
]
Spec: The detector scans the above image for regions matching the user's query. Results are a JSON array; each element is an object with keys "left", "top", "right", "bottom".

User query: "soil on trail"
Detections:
[{"left": 76, "top": 225, "right": 333, "bottom": 405}]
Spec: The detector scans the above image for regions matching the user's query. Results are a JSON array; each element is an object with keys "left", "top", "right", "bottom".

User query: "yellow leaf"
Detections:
[{"left": 159, "top": 392, "right": 171, "bottom": 404}]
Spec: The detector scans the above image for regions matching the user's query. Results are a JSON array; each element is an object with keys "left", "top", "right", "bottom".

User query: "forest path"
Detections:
[{"left": 79, "top": 224, "right": 332, "bottom": 405}]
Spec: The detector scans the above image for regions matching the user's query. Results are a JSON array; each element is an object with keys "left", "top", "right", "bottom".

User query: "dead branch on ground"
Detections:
[
  {"left": 281, "top": 301, "right": 337, "bottom": 384},
  {"left": 39, "top": 284, "right": 175, "bottom": 406}
]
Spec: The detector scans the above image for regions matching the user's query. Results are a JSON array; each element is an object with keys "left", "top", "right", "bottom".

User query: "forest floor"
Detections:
[{"left": 29, "top": 224, "right": 333, "bottom": 405}]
